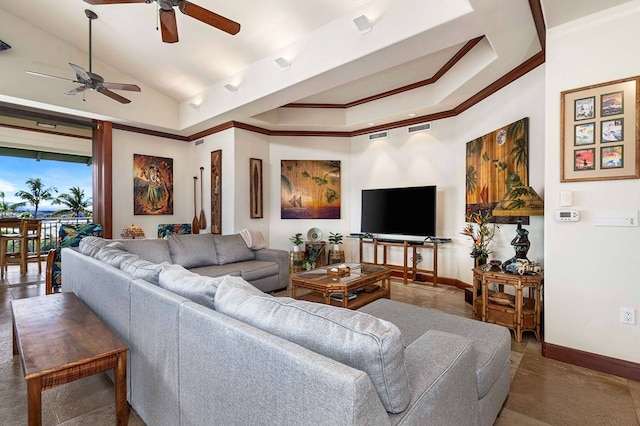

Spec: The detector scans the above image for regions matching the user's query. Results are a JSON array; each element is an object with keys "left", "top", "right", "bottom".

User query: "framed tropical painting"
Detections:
[{"left": 464, "top": 117, "right": 529, "bottom": 224}]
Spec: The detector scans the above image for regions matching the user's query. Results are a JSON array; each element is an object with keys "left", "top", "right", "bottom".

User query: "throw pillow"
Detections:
[
  {"left": 166, "top": 233, "right": 218, "bottom": 268},
  {"left": 239, "top": 228, "right": 268, "bottom": 250},
  {"left": 214, "top": 283, "right": 411, "bottom": 413},
  {"left": 78, "top": 236, "right": 110, "bottom": 258},
  {"left": 213, "top": 234, "right": 255, "bottom": 264}
]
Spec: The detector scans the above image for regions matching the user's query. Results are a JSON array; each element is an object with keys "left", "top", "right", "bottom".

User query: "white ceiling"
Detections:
[{"left": 0, "top": 0, "right": 634, "bottom": 136}]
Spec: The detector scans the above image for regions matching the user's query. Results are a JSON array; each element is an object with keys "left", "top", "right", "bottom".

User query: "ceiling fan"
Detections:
[
  {"left": 25, "top": 9, "right": 141, "bottom": 104},
  {"left": 83, "top": 0, "right": 241, "bottom": 43}
]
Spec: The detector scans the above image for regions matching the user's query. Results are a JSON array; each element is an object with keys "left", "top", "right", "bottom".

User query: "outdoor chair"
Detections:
[
  {"left": 22, "top": 218, "right": 42, "bottom": 274},
  {"left": 0, "top": 218, "right": 25, "bottom": 278},
  {"left": 45, "top": 223, "right": 102, "bottom": 295}
]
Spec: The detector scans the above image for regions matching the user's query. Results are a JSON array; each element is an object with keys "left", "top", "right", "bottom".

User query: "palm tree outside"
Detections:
[
  {"left": 0, "top": 191, "right": 27, "bottom": 218},
  {"left": 52, "top": 186, "right": 92, "bottom": 220},
  {"left": 14, "top": 178, "right": 58, "bottom": 219}
]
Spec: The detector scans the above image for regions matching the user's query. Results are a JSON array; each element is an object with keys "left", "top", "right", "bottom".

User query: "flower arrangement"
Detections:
[{"left": 460, "top": 211, "right": 496, "bottom": 259}]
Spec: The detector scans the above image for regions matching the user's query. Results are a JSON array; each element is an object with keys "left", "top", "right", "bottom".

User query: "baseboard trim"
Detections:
[{"left": 543, "top": 342, "right": 640, "bottom": 382}]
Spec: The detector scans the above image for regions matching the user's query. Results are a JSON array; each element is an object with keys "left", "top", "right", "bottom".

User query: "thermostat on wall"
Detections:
[{"left": 554, "top": 209, "right": 579, "bottom": 222}]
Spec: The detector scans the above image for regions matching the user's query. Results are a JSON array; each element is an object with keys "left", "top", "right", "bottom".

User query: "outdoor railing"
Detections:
[{"left": 0, "top": 218, "right": 93, "bottom": 254}]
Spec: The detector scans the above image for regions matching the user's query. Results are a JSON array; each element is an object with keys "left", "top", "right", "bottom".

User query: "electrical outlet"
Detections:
[{"left": 620, "top": 308, "right": 635, "bottom": 325}]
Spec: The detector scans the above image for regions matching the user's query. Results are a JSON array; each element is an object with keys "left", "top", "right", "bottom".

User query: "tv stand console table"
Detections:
[{"left": 357, "top": 237, "right": 449, "bottom": 286}]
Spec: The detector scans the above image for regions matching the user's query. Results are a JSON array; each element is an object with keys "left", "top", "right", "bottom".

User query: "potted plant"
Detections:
[
  {"left": 290, "top": 232, "right": 304, "bottom": 252},
  {"left": 328, "top": 232, "right": 343, "bottom": 251},
  {"left": 460, "top": 211, "right": 497, "bottom": 267}
]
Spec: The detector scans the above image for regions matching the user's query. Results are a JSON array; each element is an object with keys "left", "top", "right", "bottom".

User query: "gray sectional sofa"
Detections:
[{"left": 61, "top": 233, "right": 510, "bottom": 426}]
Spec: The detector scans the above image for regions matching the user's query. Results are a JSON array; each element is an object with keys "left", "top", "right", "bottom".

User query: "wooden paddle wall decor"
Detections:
[{"left": 211, "top": 150, "right": 222, "bottom": 234}]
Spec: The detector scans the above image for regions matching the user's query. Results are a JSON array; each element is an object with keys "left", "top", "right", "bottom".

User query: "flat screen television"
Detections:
[{"left": 361, "top": 185, "right": 436, "bottom": 238}]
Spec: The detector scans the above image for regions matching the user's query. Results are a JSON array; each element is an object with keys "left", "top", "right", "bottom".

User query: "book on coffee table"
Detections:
[{"left": 329, "top": 292, "right": 357, "bottom": 301}]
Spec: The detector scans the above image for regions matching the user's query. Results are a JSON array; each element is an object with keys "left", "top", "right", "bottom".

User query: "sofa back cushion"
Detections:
[
  {"left": 119, "top": 239, "right": 172, "bottom": 264},
  {"left": 158, "top": 264, "right": 258, "bottom": 308},
  {"left": 78, "top": 236, "right": 111, "bottom": 258},
  {"left": 214, "top": 282, "right": 411, "bottom": 413},
  {"left": 166, "top": 233, "right": 218, "bottom": 268},
  {"left": 213, "top": 234, "right": 255, "bottom": 264},
  {"left": 120, "top": 257, "right": 167, "bottom": 285}
]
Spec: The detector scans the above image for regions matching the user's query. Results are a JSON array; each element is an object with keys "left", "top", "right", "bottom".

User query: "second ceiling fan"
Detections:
[{"left": 83, "top": 0, "right": 241, "bottom": 43}]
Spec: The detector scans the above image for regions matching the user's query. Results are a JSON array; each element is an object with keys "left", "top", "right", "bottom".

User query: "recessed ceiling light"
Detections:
[
  {"left": 36, "top": 122, "right": 56, "bottom": 129},
  {"left": 408, "top": 113, "right": 416, "bottom": 117},
  {"left": 368, "top": 122, "right": 375, "bottom": 126},
  {"left": 353, "top": 15, "right": 371, "bottom": 34},
  {"left": 224, "top": 84, "right": 238, "bottom": 93},
  {"left": 275, "top": 57, "right": 291, "bottom": 70}
]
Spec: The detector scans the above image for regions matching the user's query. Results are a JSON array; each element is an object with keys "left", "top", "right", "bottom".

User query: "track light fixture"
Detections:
[
  {"left": 353, "top": 15, "right": 371, "bottom": 33},
  {"left": 224, "top": 84, "right": 238, "bottom": 93},
  {"left": 275, "top": 57, "right": 291, "bottom": 70}
]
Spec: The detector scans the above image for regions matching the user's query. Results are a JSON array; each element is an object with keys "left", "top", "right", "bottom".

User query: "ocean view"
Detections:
[{"left": 0, "top": 156, "right": 93, "bottom": 216}]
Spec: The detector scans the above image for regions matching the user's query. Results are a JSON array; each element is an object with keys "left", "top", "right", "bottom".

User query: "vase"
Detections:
[{"left": 474, "top": 256, "right": 487, "bottom": 269}]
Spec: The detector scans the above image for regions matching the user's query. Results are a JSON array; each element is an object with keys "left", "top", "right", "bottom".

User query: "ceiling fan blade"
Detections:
[
  {"left": 160, "top": 9, "right": 179, "bottom": 43},
  {"left": 64, "top": 86, "right": 87, "bottom": 96},
  {"left": 102, "top": 82, "right": 141, "bottom": 92},
  {"left": 83, "top": 0, "right": 146, "bottom": 5},
  {"left": 25, "top": 70, "right": 77, "bottom": 83},
  {"left": 97, "top": 87, "right": 132, "bottom": 104},
  {"left": 178, "top": 1, "right": 240, "bottom": 35},
  {"left": 68, "top": 63, "right": 91, "bottom": 83}
]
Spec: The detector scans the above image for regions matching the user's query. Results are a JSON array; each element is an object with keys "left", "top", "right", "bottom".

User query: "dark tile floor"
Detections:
[{"left": 2, "top": 263, "right": 639, "bottom": 425}]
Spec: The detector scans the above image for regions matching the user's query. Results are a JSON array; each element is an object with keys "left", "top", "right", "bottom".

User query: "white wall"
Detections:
[
  {"left": 349, "top": 66, "right": 546, "bottom": 284},
  {"left": 268, "top": 136, "right": 352, "bottom": 255},
  {"left": 545, "top": 3, "right": 640, "bottom": 363},
  {"left": 112, "top": 129, "right": 192, "bottom": 239},
  {"left": 192, "top": 129, "right": 236, "bottom": 235},
  {"left": 234, "top": 129, "right": 271, "bottom": 240}
]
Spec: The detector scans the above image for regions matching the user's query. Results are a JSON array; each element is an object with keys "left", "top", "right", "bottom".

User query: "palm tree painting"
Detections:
[
  {"left": 281, "top": 160, "right": 341, "bottom": 219},
  {"left": 465, "top": 117, "right": 529, "bottom": 224}
]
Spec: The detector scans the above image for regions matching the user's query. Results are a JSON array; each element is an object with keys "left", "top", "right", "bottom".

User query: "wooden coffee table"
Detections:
[
  {"left": 291, "top": 263, "right": 391, "bottom": 309},
  {"left": 11, "top": 293, "right": 129, "bottom": 426}
]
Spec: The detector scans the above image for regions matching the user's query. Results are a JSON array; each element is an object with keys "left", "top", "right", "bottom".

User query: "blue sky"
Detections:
[{"left": 0, "top": 156, "right": 92, "bottom": 210}]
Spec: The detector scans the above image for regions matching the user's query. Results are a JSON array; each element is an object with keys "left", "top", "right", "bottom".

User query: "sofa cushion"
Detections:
[
  {"left": 95, "top": 242, "right": 138, "bottom": 268},
  {"left": 358, "top": 298, "right": 511, "bottom": 400},
  {"left": 119, "top": 238, "right": 172, "bottom": 264},
  {"left": 214, "top": 282, "right": 411, "bottom": 414},
  {"left": 78, "top": 236, "right": 111, "bottom": 258},
  {"left": 213, "top": 234, "right": 255, "bottom": 264},
  {"left": 120, "top": 256, "right": 168, "bottom": 285},
  {"left": 158, "top": 264, "right": 256, "bottom": 308},
  {"left": 166, "top": 234, "right": 218, "bottom": 268}
]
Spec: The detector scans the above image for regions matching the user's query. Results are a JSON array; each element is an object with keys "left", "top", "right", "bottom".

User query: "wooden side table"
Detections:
[
  {"left": 472, "top": 267, "right": 543, "bottom": 342},
  {"left": 12, "top": 293, "right": 129, "bottom": 425}
]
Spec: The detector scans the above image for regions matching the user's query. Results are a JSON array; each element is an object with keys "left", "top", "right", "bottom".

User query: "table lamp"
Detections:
[
  {"left": 120, "top": 224, "right": 145, "bottom": 239},
  {"left": 491, "top": 186, "right": 544, "bottom": 267}
]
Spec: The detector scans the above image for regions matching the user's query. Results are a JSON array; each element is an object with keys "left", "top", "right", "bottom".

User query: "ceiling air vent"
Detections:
[
  {"left": 407, "top": 122, "right": 431, "bottom": 134},
  {"left": 368, "top": 131, "right": 388, "bottom": 141}
]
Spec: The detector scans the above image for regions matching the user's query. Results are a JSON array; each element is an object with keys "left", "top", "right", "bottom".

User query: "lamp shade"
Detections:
[
  {"left": 121, "top": 224, "right": 145, "bottom": 239},
  {"left": 492, "top": 186, "right": 544, "bottom": 217}
]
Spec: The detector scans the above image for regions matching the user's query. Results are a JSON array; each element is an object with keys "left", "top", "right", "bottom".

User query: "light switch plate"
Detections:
[{"left": 559, "top": 190, "right": 573, "bottom": 207}]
